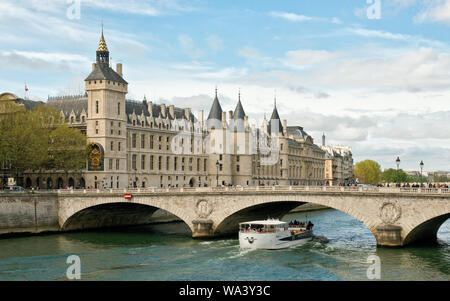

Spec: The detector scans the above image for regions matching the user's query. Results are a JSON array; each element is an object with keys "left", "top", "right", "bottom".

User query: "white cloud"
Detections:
[
  {"left": 178, "top": 34, "right": 204, "bottom": 60},
  {"left": 269, "top": 11, "right": 320, "bottom": 22},
  {"left": 206, "top": 35, "right": 224, "bottom": 52},
  {"left": 238, "top": 46, "right": 272, "bottom": 63},
  {"left": 346, "top": 28, "right": 411, "bottom": 41},
  {"left": 415, "top": 0, "right": 450, "bottom": 25},
  {"left": 194, "top": 67, "right": 248, "bottom": 80},
  {"left": 283, "top": 49, "right": 342, "bottom": 68},
  {"left": 0, "top": 50, "right": 90, "bottom": 72}
]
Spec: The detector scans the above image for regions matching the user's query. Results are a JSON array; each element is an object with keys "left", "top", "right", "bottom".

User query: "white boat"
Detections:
[{"left": 239, "top": 219, "right": 314, "bottom": 250}]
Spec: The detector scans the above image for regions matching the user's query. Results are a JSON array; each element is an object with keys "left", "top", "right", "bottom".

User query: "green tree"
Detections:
[
  {"left": 382, "top": 168, "right": 409, "bottom": 183},
  {"left": 354, "top": 160, "right": 382, "bottom": 185},
  {"left": 47, "top": 125, "right": 87, "bottom": 171},
  {"left": 0, "top": 105, "right": 87, "bottom": 184},
  {"left": 434, "top": 174, "right": 449, "bottom": 183}
]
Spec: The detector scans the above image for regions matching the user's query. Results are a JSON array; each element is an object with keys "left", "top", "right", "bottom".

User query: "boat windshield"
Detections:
[{"left": 239, "top": 223, "right": 288, "bottom": 233}]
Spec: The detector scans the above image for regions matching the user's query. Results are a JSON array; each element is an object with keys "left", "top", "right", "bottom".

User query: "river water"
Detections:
[{"left": 0, "top": 209, "right": 448, "bottom": 281}]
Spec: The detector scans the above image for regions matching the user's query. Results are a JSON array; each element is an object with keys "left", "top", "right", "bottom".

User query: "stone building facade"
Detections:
[
  {"left": 3, "top": 31, "right": 329, "bottom": 189},
  {"left": 320, "top": 140, "right": 354, "bottom": 186}
]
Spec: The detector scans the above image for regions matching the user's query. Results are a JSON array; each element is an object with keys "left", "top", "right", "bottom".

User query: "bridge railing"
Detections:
[{"left": 52, "top": 186, "right": 450, "bottom": 195}]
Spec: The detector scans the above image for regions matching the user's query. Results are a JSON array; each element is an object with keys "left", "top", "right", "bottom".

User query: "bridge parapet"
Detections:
[{"left": 54, "top": 186, "right": 450, "bottom": 196}]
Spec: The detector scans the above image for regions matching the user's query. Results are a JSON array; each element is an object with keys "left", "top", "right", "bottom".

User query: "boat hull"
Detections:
[{"left": 239, "top": 229, "right": 313, "bottom": 250}]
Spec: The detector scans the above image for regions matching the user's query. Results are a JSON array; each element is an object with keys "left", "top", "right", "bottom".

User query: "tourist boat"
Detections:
[{"left": 239, "top": 219, "right": 314, "bottom": 250}]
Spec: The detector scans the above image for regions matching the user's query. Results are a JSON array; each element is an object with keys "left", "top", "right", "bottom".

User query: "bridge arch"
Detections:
[
  {"left": 403, "top": 213, "right": 450, "bottom": 245},
  {"left": 59, "top": 198, "right": 195, "bottom": 233},
  {"left": 212, "top": 197, "right": 377, "bottom": 240}
]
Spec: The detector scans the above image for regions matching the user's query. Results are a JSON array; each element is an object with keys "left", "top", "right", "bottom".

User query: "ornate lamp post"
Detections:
[
  {"left": 396, "top": 157, "right": 401, "bottom": 186},
  {"left": 420, "top": 161, "right": 424, "bottom": 182},
  {"left": 216, "top": 160, "right": 220, "bottom": 187},
  {"left": 257, "top": 161, "right": 261, "bottom": 186}
]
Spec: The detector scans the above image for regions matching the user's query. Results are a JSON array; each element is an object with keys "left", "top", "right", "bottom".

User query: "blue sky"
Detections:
[{"left": 1, "top": 0, "right": 450, "bottom": 172}]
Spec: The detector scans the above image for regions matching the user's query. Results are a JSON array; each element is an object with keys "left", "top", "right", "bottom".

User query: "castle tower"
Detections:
[
  {"left": 206, "top": 88, "right": 232, "bottom": 186},
  {"left": 230, "top": 90, "right": 253, "bottom": 186},
  {"left": 85, "top": 29, "right": 128, "bottom": 189}
]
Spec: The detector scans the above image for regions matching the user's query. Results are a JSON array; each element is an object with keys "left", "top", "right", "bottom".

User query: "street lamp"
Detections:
[
  {"left": 420, "top": 161, "right": 424, "bottom": 182},
  {"left": 396, "top": 157, "right": 401, "bottom": 186},
  {"left": 216, "top": 160, "right": 220, "bottom": 187},
  {"left": 257, "top": 161, "right": 261, "bottom": 186}
]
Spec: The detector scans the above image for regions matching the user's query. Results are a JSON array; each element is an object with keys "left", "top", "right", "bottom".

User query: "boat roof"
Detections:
[{"left": 239, "top": 220, "right": 287, "bottom": 226}]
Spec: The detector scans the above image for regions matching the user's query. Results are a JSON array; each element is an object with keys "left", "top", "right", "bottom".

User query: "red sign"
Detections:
[{"left": 124, "top": 194, "right": 132, "bottom": 200}]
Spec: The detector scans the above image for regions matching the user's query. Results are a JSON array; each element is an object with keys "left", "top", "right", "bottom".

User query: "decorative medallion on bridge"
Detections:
[
  {"left": 196, "top": 200, "right": 213, "bottom": 218},
  {"left": 87, "top": 143, "right": 104, "bottom": 171},
  {"left": 379, "top": 202, "right": 402, "bottom": 224}
]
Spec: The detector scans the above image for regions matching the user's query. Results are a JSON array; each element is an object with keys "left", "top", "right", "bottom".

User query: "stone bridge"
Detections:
[{"left": 54, "top": 186, "right": 450, "bottom": 247}]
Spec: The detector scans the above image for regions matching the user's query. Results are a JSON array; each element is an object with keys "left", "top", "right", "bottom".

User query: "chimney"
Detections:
[
  {"left": 161, "top": 104, "right": 166, "bottom": 117},
  {"left": 169, "top": 105, "right": 175, "bottom": 119},
  {"left": 184, "top": 108, "right": 191, "bottom": 120},
  {"left": 229, "top": 110, "right": 233, "bottom": 120},
  {"left": 147, "top": 101, "right": 153, "bottom": 117},
  {"left": 116, "top": 63, "right": 123, "bottom": 77},
  {"left": 92, "top": 63, "right": 96, "bottom": 71},
  {"left": 283, "top": 119, "right": 287, "bottom": 135},
  {"left": 222, "top": 111, "right": 227, "bottom": 126},
  {"left": 197, "top": 110, "right": 204, "bottom": 125}
]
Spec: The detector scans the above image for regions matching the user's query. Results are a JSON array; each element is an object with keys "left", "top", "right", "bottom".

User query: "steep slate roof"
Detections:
[
  {"left": 232, "top": 99, "right": 246, "bottom": 120},
  {"left": 268, "top": 105, "right": 283, "bottom": 134},
  {"left": 47, "top": 97, "right": 88, "bottom": 117},
  {"left": 85, "top": 63, "right": 128, "bottom": 85},
  {"left": 287, "top": 126, "right": 310, "bottom": 140},
  {"left": 312, "top": 144, "right": 325, "bottom": 153},
  {"left": 207, "top": 91, "right": 223, "bottom": 121},
  {"left": 126, "top": 100, "right": 196, "bottom": 123},
  {"left": 16, "top": 98, "right": 44, "bottom": 110}
]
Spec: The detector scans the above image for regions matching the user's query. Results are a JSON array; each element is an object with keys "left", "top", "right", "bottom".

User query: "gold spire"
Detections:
[{"left": 97, "top": 26, "right": 109, "bottom": 53}]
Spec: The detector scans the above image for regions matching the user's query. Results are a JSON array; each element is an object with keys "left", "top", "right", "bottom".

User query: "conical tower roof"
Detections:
[
  {"left": 268, "top": 98, "right": 283, "bottom": 134},
  {"left": 207, "top": 88, "right": 223, "bottom": 121},
  {"left": 232, "top": 91, "right": 246, "bottom": 120}
]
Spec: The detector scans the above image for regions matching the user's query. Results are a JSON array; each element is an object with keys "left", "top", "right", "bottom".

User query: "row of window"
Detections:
[
  {"left": 130, "top": 155, "right": 207, "bottom": 173},
  {"left": 94, "top": 101, "right": 122, "bottom": 116}
]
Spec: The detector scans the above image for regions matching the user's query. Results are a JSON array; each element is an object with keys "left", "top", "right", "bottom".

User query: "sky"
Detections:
[{"left": 1, "top": 0, "right": 450, "bottom": 172}]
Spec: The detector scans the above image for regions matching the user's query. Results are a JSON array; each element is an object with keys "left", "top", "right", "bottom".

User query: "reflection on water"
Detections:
[{"left": 0, "top": 209, "right": 448, "bottom": 281}]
